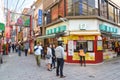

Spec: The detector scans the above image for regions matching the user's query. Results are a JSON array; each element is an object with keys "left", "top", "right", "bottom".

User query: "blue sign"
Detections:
[{"left": 38, "top": 9, "right": 42, "bottom": 26}]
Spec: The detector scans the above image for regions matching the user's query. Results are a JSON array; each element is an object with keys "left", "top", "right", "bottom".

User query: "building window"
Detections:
[
  {"left": 82, "top": 0, "right": 88, "bottom": 15},
  {"left": 119, "top": 10, "right": 120, "bottom": 23},
  {"left": 51, "top": 5, "right": 58, "bottom": 21},
  {"left": 66, "top": 0, "right": 98, "bottom": 16},
  {"left": 74, "top": 0, "right": 80, "bottom": 16},
  {"left": 88, "top": 0, "right": 98, "bottom": 15},
  {"left": 58, "top": 0, "right": 65, "bottom": 17},
  {"left": 66, "top": 0, "right": 74, "bottom": 16},
  {"left": 99, "top": 0, "right": 107, "bottom": 19},
  {"left": 115, "top": 8, "right": 118, "bottom": 23},
  {"left": 108, "top": 4, "right": 114, "bottom": 21}
]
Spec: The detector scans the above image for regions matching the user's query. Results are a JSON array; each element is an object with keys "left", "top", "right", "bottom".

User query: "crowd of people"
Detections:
[
  {"left": 0, "top": 40, "right": 89, "bottom": 78},
  {"left": 0, "top": 40, "right": 66, "bottom": 78},
  {"left": 34, "top": 41, "right": 66, "bottom": 78}
]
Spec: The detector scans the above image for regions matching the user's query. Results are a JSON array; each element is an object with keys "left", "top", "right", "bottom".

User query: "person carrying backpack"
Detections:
[{"left": 34, "top": 42, "right": 43, "bottom": 67}]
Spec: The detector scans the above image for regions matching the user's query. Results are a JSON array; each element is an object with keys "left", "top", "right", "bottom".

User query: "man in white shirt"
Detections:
[
  {"left": 55, "top": 42, "right": 66, "bottom": 78},
  {"left": 34, "top": 42, "right": 43, "bottom": 67}
]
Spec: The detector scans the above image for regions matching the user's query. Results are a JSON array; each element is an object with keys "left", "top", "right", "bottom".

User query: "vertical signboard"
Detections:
[{"left": 38, "top": 9, "right": 42, "bottom": 26}]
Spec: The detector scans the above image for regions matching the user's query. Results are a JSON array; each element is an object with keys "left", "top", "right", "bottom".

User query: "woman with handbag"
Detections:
[{"left": 46, "top": 44, "right": 52, "bottom": 71}]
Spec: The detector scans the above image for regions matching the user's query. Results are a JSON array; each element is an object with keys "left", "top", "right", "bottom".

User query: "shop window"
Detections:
[
  {"left": 73, "top": 40, "right": 94, "bottom": 52},
  {"left": 103, "top": 40, "right": 115, "bottom": 52}
]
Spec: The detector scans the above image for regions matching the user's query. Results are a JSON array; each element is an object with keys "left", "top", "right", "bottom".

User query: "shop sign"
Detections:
[
  {"left": 99, "top": 24, "right": 118, "bottom": 33},
  {"left": 17, "top": 17, "right": 23, "bottom": 26},
  {"left": 97, "top": 41, "right": 103, "bottom": 51},
  {"left": 0, "top": 23, "right": 5, "bottom": 31},
  {"left": 46, "top": 25, "right": 66, "bottom": 35},
  {"left": 56, "top": 27, "right": 60, "bottom": 33},
  {"left": 46, "top": 30, "right": 49, "bottom": 35},
  {"left": 60, "top": 25, "right": 66, "bottom": 32},
  {"left": 49, "top": 29, "right": 52, "bottom": 34},
  {"left": 79, "top": 36, "right": 95, "bottom": 40},
  {"left": 79, "top": 24, "right": 87, "bottom": 30},
  {"left": 38, "top": 9, "right": 42, "bottom": 26}
]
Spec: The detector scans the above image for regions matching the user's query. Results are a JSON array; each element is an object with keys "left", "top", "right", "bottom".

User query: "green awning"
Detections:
[{"left": 0, "top": 23, "right": 5, "bottom": 31}]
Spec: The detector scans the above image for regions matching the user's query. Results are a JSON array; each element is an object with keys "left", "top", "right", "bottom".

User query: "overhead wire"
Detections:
[
  {"left": 17, "top": 0, "right": 26, "bottom": 13},
  {"left": 10, "top": 0, "right": 14, "bottom": 11},
  {"left": 14, "top": 0, "right": 20, "bottom": 12}
]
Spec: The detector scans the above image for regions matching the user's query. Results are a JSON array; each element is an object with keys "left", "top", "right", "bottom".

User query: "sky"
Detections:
[{"left": 4, "top": 0, "right": 36, "bottom": 13}]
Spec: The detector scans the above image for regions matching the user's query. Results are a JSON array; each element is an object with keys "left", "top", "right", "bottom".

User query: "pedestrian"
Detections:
[
  {"left": 78, "top": 44, "right": 86, "bottom": 67},
  {"left": 46, "top": 44, "right": 52, "bottom": 71},
  {"left": 12, "top": 43, "right": 15, "bottom": 52},
  {"left": 51, "top": 44, "right": 56, "bottom": 69},
  {"left": 8, "top": 43, "right": 11, "bottom": 53},
  {"left": 0, "top": 43, "right": 3, "bottom": 64},
  {"left": 55, "top": 42, "right": 66, "bottom": 78},
  {"left": 24, "top": 41, "right": 29, "bottom": 56},
  {"left": 34, "top": 42, "right": 43, "bottom": 67},
  {"left": 18, "top": 43, "right": 22, "bottom": 56},
  {"left": 41, "top": 44, "right": 44, "bottom": 59}
]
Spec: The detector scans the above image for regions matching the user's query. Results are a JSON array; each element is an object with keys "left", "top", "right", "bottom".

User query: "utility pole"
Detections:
[{"left": 30, "top": 15, "right": 33, "bottom": 54}]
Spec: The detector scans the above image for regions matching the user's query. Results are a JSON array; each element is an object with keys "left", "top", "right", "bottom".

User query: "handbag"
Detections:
[{"left": 46, "top": 54, "right": 51, "bottom": 59}]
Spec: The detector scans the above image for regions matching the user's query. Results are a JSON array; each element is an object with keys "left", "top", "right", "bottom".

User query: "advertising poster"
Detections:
[
  {"left": 87, "top": 41, "right": 93, "bottom": 51},
  {"left": 64, "top": 52, "right": 67, "bottom": 60},
  {"left": 68, "top": 40, "right": 74, "bottom": 56},
  {"left": 72, "top": 52, "right": 95, "bottom": 61},
  {"left": 97, "top": 41, "right": 103, "bottom": 51}
]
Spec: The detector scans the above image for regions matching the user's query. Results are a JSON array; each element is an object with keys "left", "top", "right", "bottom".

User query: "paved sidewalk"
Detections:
[{"left": 0, "top": 52, "right": 120, "bottom": 80}]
